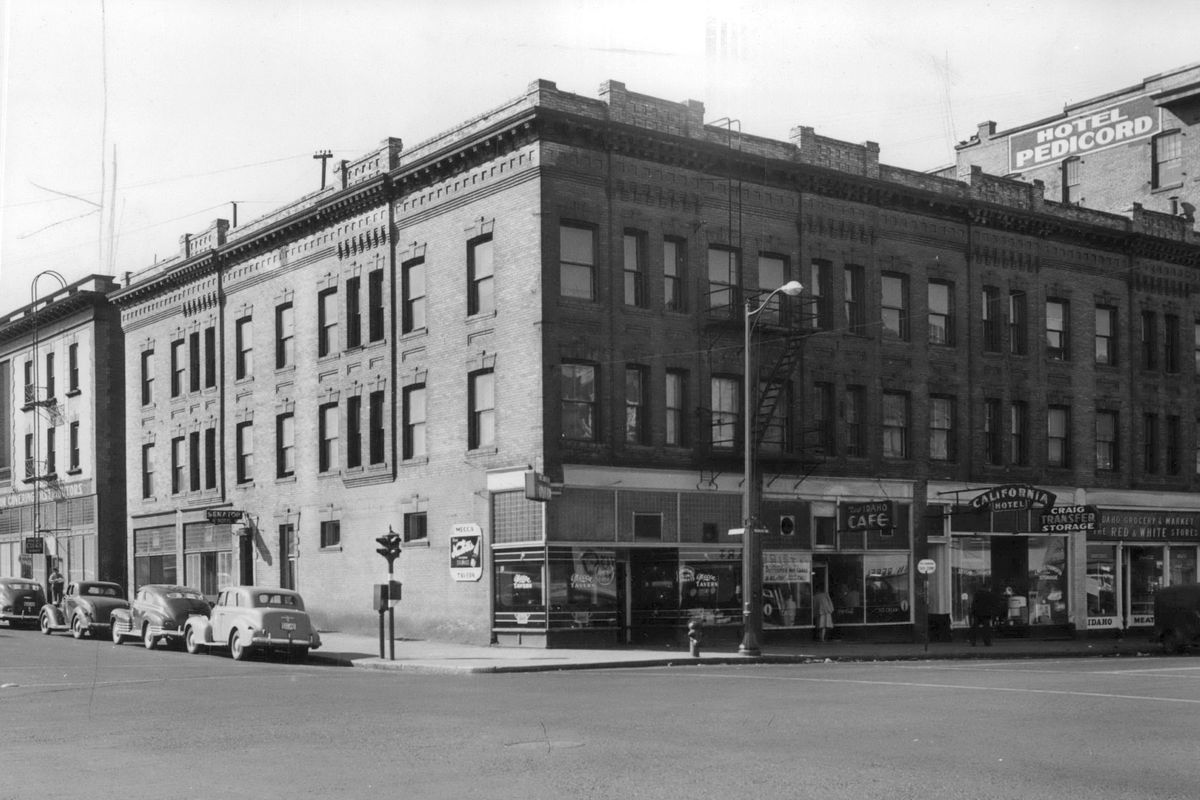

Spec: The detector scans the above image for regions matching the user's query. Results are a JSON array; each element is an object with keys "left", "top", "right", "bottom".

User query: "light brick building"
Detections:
[
  {"left": 0, "top": 275, "right": 127, "bottom": 591},
  {"left": 107, "top": 77, "right": 1200, "bottom": 647}
]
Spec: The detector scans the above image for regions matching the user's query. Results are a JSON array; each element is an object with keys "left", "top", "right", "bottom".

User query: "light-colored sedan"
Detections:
[{"left": 183, "top": 586, "right": 321, "bottom": 661}]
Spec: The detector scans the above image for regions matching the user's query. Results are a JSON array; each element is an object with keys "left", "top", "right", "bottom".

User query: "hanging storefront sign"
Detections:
[
  {"left": 205, "top": 509, "right": 244, "bottom": 525},
  {"left": 449, "top": 524, "right": 484, "bottom": 582},
  {"left": 969, "top": 484, "right": 1056, "bottom": 512},
  {"left": 1040, "top": 505, "right": 1098, "bottom": 533}
]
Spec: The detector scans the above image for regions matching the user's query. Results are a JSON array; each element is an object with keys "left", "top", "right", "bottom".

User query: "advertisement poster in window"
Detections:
[
  {"left": 763, "top": 551, "right": 811, "bottom": 628},
  {"left": 450, "top": 524, "right": 483, "bottom": 582}
]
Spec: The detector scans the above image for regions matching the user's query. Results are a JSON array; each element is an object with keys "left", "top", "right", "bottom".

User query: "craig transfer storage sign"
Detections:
[{"left": 1008, "top": 95, "right": 1159, "bottom": 172}]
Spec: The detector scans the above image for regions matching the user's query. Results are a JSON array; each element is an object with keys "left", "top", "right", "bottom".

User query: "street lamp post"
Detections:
[{"left": 740, "top": 280, "right": 804, "bottom": 657}]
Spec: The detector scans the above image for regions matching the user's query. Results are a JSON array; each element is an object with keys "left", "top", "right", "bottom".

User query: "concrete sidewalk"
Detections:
[{"left": 307, "top": 630, "right": 1167, "bottom": 674}]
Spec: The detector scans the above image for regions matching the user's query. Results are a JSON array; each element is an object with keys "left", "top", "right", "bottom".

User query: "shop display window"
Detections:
[
  {"left": 548, "top": 548, "right": 618, "bottom": 629},
  {"left": 1127, "top": 546, "right": 1164, "bottom": 619},
  {"left": 495, "top": 562, "right": 544, "bottom": 613},
  {"left": 950, "top": 537, "right": 990, "bottom": 625},
  {"left": 1086, "top": 545, "right": 1116, "bottom": 616},
  {"left": 863, "top": 554, "right": 910, "bottom": 623},
  {"left": 1028, "top": 537, "right": 1068, "bottom": 625},
  {"left": 1169, "top": 547, "right": 1197, "bottom": 586},
  {"left": 763, "top": 551, "right": 811, "bottom": 628}
]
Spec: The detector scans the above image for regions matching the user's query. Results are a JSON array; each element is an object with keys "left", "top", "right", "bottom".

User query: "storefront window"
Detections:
[
  {"left": 950, "top": 537, "right": 990, "bottom": 625},
  {"left": 864, "top": 554, "right": 910, "bottom": 622},
  {"left": 548, "top": 548, "right": 618, "bottom": 629},
  {"left": 495, "top": 562, "right": 544, "bottom": 613},
  {"left": 1028, "top": 537, "right": 1068, "bottom": 625},
  {"left": 1086, "top": 545, "right": 1116, "bottom": 617},
  {"left": 1169, "top": 547, "right": 1197, "bottom": 586},
  {"left": 679, "top": 553, "right": 740, "bottom": 625},
  {"left": 630, "top": 548, "right": 740, "bottom": 629},
  {"left": 1127, "top": 545, "right": 1163, "bottom": 622},
  {"left": 763, "top": 551, "right": 811, "bottom": 628}
]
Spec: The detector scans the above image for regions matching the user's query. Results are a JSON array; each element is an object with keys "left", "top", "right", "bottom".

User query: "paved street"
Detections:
[{"left": 2, "top": 627, "right": 1197, "bottom": 800}]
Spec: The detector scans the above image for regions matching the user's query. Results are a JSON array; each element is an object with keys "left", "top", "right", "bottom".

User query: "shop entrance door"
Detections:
[
  {"left": 1124, "top": 546, "right": 1162, "bottom": 627},
  {"left": 991, "top": 536, "right": 1029, "bottom": 627}
]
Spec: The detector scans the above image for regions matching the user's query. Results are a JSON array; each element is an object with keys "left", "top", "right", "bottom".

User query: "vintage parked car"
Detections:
[
  {"left": 40, "top": 581, "right": 128, "bottom": 639},
  {"left": 183, "top": 586, "right": 321, "bottom": 661},
  {"left": 0, "top": 577, "right": 47, "bottom": 629},
  {"left": 111, "top": 584, "right": 211, "bottom": 649},
  {"left": 1154, "top": 583, "right": 1200, "bottom": 654}
]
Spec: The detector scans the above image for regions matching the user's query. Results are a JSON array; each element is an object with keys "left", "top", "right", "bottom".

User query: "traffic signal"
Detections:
[{"left": 375, "top": 530, "right": 402, "bottom": 568}]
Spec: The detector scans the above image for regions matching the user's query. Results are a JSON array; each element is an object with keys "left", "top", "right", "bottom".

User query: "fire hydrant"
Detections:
[{"left": 687, "top": 620, "right": 704, "bottom": 657}]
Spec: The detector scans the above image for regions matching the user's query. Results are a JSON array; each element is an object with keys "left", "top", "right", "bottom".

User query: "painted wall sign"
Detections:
[
  {"left": 969, "top": 484, "right": 1056, "bottom": 512},
  {"left": 1008, "top": 95, "right": 1160, "bottom": 172},
  {"left": 449, "top": 524, "right": 483, "bottom": 582}
]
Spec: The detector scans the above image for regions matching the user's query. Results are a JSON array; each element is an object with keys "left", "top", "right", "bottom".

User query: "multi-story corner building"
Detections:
[
  {"left": 0, "top": 275, "right": 127, "bottom": 591},
  {"left": 111, "top": 77, "right": 1200, "bottom": 648},
  {"left": 952, "top": 62, "right": 1200, "bottom": 221}
]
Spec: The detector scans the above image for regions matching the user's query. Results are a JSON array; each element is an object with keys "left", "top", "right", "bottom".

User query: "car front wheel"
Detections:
[
  {"left": 143, "top": 625, "right": 157, "bottom": 650},
  {"left": 184, "top": 626, "right": 202, "bottom": 655},
  {"left": 40, "top": 612, "right": 53, "bottom": 635},
  {"left": 230, "top": 630, "right": 248, "bottom": 661},
  {"left": 112, "top": 623, "right": 124, "bottom": 645},
  {"left": 71, "top": 616, "right": 85, "bottom": 639}
]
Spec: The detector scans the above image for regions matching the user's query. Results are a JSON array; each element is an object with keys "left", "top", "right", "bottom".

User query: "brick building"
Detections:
[
  {"left": 952, "top": 62, "right": 1200, "bottom": 221},
  {"left": 0, "top": 275, "right": 127, "bottom": 593},
  {"left": 108, "top": 78, "right": 1200, "bottom": 647}
]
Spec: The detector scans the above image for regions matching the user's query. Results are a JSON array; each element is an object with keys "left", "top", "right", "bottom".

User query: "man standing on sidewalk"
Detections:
[{"left": 969, "top": 583, "right": 1001, "bottom": 646}]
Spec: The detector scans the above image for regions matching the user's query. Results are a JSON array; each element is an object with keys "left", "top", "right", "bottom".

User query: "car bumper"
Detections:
[
  {"left": 1, "top": 611, "right": 40, "bottom": 623},
  {"left": 249, "top": 633, "right": 321, "bottom": 650}
]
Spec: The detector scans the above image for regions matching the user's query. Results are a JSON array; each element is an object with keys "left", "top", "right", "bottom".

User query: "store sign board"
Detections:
[
  {"left": 1086, "top": 616, "right": 1119, "bottom": 630},
  {"left": 449, "top": 524, "right": 483, "bottom": 582},
  {"left": 1040, "top": 505, "right": 1098, "bottom": 533},
  {"left": 839, "top": 501, "right": 894, "bottom": 532},
  {"left": 24, "top": 536, "right": 44, "bottom": 554},
  {"left": 969, "top": 484, "right": 1056, "bottom": 512},
  {"left": 763, "top": 551, "right": 810, "bottom": 583},
  {"left": 1093, "top": 510, "right": 1200, "bottom": 542},
  {"left": 1008, "top": 95, "right": 1159, "bottom": 172},
  {"left": 205, "top": 509, "right": 244, "bottom": 525}
]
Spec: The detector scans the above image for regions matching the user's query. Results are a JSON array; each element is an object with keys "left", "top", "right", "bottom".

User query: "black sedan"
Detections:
[
  {"left": 0, "top": 578, "right": 46, "bottom": 629},
  {"left": 111, "top": 584, "right": 212, "bottom": 649}
]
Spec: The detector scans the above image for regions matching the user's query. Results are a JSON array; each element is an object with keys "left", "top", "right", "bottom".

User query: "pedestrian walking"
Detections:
[
  {"left": 813, "top": 587, "right": 834, "bottom": 642},
  {"left": 969, "top": 582, "right": 1001, "bottom": 646}
]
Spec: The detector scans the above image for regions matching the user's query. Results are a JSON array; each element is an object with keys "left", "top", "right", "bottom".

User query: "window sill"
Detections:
[
  {"left": 275, "top": 475, "right": 297, "bottom": 485},
  {"left": 466, "top": 446, "right": 499, "bottom": 457},
  {"left": 401, "top": 456, "right": 429, "bottom": 466},
  {"left": 66, "top": 468, "right": 82, "bottom": 476},
  {"left": 66, "top": 389, "right": 82, "bottom": 398},
  {"left": 399, "top": 328, "right": 427, "bottom": 340},
  {"left": 466, "top": 310, "right": 497, "bottom": 323},
  {"left": 319, "top": 546, "right": 343, "bottom": 554},
  {"left": 1151, "top": 181, "right": 1184, "bottom": 194},
  {"left": 403, "top": 539, "right": 430, "bottom": 548},
  {"left": 234, "top": 480, "right": 255, "bottom": 490}
]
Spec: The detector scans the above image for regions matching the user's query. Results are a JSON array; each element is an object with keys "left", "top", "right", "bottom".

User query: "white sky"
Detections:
[{"left": 2, "top": 0, "right": 1199, "bottom": 300}]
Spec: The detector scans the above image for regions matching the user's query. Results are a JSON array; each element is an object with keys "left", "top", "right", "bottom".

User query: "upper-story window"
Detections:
[
  {"left": 140, "top": 349, "right": 155, "bottom": 405},
  {"left": 561, "top": 363, "right": 597, "bottom": 441},
  {"left": 710, "top": 376, "right": 740, "bottom": 451},
  {"left": 468, "top": 235, "right": 495, "bottom": 316},
  {"left": 928, "top": 280, "right": 954, "bottom": 345},
  {"left": 560, "top": 224, "right": 595, "bottom": 301},
  {"left": 844, "top": 265, "right": 865, "bottom": 335},
  {"left": 811, "top": 382, "right": 835, "bottom": 456},
  {"left": 1008, "top": 291, "right": 1027, "bottom": 355},
  {"left": 1095, "top": 306, "right": 1116, "bottom": 366},
  {"left": 318, "top": 402, "right": 339, "bottom": 472},
  {"left": 1096, "top": 410, "right": 1118, "bottom": 472},
  {"left": 1047, "top": 405, "right": 1071, "bottom": 468},
  {"left": 1165, "top": 314, "right": 1180, "bottom": 373},
  {"left": 276, "top": 412, "right": 295, "bottom": 479},
  {"left": 275, "top": 303, "right": 295, "bottom": 369},
  {"left": 69, "top": 422, "right": 81, "bottom": 471},
  {"left": 368, "top": 268, "right": 385, "bottom": 342},
  {"left": 402, "top": 385, "right": 425, "bottom": 460},
  {"left": 665, "top": 369, "right": 687, "bottom": 447},
  {"left": 345, "top": 276, "right": 362, "bottom": 349},
  {"left": 707, "top": 246, "right": 741, "bottom": 315},
  {"left": 318, "top": 287, "right": 338, "bottom": 358},
  {"left": 623, "top": 231, "right": 647, "bottom": 308},
  {"left": 402, "top": 258, "right": 426, "bottom": 334},
  {"left": 806, "top": 259, "right": 832, "bottom": 330},
  {"left": 1141, "top": 310, "right": 1157, "bottom": 369},
  {"left": 235, "top": 317, "right": 253, "bottom": 380},
  {"left": 1153, "top": 131, "right": 1182, "bottom": 189},
  {"left": 235, "top": 422, "right": 253, "bottom": 485},
  {"left": 1045, "top": 299, "right": 1069, "bottom": 360},
  {"left": 1062, "top": 157, "right": 1081, "bottom": 205},
  {"left": 882, "top": 392, "right": 909, "bottom": 459},
  {"left": 880, "top": 273, "right": 908, "bottom": 340},
  {"left": 346, "top": 395, "right": 362, "bottom": 470},
  {"left": 625, "top": 365, "right": 648, "bottom": 445},
  {"left": 1011, "top": 401, "right": 1029, "bottom": 466},
  {"left": 170, "top": 339, "right": 185, "bottom": 397},
  {"left": 981, "top": 286, "right": 1001, "bottom": 352},
  {"left": 929, "top": 395, "right": 955, "bottom": 461},
  {"left": 844, "top": 385, "right": 866, "bottom": 458},
  {"left": 369, "top": 390, "right": 386, "bottom": 465},
  {"left": 663, "top": 237, "right": 686, "bottom": 312},
  {"left": 204, "top": 327, "right": 216, "bottom": 388},
  {"left": 757, "top": 254, "right": 788, "bottom": 326},
  {"left": 468, "top": 369, "right": 496, "bottom": 450},
  {"left": 68, "top": 343, "right": 79, "bottom": 394},
  {"left": 188, "top": 332, "right": 201, "bottom": 393},
  {"left": 1144, "top": 413, "right": 1160, "bottom": 474},
  {"left": 44, "top": 352, "right": 55, "bottom": 399},
  {"left": 983, "top": 398, "right": 1002, "bottom": 466}
]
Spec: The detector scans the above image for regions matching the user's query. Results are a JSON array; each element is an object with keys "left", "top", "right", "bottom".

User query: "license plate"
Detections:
[
  {"left": 22, "top": 602, "right": 34, "bottom": 611},
  {"left": 281, "top": 622, "right": 296, "bottom": 631}
]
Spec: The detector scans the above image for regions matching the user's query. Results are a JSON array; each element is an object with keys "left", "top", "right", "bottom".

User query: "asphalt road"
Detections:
[{"left": 2, "top": 625, "right": 1197, "bottom": 800}]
